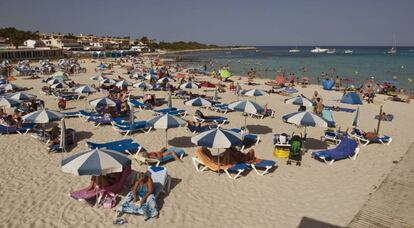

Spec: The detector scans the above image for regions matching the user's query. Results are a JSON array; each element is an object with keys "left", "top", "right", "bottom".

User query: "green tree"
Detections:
[
  {"left": 140, "top": 36, "right": 149, "bottom": 44},
  {"left": 0, "top": 27, "right": 39, "bottom": 49}
]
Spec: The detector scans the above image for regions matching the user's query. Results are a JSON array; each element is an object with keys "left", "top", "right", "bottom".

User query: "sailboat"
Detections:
[
  {"left": 387, "top": 35, "right": 397, "bottom": 55},
  {"left": 289, "top": 45, "right": 301, "bottom": 53},
  {"left": 344, "top": 49, "right": 353, "bottom": 54}
]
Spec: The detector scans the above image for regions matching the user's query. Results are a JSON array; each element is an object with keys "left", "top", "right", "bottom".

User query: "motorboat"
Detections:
[
  {"left": 289, "top": 48, "right": 301, "bottom": 53},
  {"left": 344, "top": 49, "right": 353, "bottom": 54},
  {"left": 310, "top": 47, "right": 328, "bottom": 53},
  {"left": 387, "top": 47, "right": 397, "bottom": 55},
  {"left": 326, "top": 49, "right": 336, "bottom": 54}
]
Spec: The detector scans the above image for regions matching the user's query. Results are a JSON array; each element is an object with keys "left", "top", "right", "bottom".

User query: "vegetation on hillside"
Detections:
[{"left": 0, "top": 27, "right": 39, "bottom": 49}]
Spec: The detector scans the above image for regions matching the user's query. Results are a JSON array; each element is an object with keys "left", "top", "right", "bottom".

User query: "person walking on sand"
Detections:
[{"left": 335, "top": 75, "right": 341, "bottom": 90}]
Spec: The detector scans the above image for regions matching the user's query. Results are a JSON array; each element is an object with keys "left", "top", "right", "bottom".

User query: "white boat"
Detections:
[
  {"left": 326, "top": 49, "right": 336, "bottom": 54},
  {"left": 344, "top": 49, "right": 353, "bottom": 54},
  {"left": 387, "top": 47, "right": 397, "bottom": 55},
  {"left": 289, "top": 48, "right": 301, "bottom": 53},
  {"left": 310, "top": 47, "right": 328, "bottom": 53}
]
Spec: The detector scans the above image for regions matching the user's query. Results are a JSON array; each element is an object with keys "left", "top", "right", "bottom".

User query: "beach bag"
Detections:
[{"left": 101, "top": 191, "right": 116, "bottom": 209}]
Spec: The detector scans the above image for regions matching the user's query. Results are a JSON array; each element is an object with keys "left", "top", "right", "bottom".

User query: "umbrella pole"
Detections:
[
  {"left": 376, "top": 105, "right": 382, "bottom": 135},
  {"left": 166, "top": 129, "right": 168, "bottom": 147},
  {"left": 217, "top": 148, "right": 220, "bottom": 176},
  {"left": 244, "top": 115, "right": 247, "bottom": 132}
]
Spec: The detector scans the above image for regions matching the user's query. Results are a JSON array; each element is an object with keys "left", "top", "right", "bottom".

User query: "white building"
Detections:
[{"left": 24, "top": 39, "right": 46, "bottom": 48}]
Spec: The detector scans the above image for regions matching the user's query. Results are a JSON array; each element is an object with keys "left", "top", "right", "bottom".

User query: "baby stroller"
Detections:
[{"left": 287, "top": 135, "right": 303, "bottom": 166}]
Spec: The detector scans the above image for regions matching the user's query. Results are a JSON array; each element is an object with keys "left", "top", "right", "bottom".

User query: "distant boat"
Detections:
[
  {"left": 289, "top": 48, "right": 301, "bottom": 53},
  {"left": 344, "top": 49, "right": 353, "bottom": 54},
  {"left": 326, "top": 49, "right": 336, "bottom": 54},
  {"left": 255, "top": 49, "right": 260, "bottom": 52},
  {"left": 225, "top": 51, "right": 231, "bottom": 54},
  {"left": 387, "top": 35, "right": 397, "bottom": 55},
  {"left": 310, "top": 47, "right": 328, "bottom": 53}
]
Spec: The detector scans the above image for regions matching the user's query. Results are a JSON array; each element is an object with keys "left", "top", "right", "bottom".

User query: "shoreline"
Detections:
[{"left": 144, "top": 46, "right": 257, "bottom": 56}]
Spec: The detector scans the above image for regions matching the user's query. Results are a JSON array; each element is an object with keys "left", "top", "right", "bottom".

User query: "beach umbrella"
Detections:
[
  {"left": 50, "top": 82, "right": 69, "bottom": 89},
  {"left": 47, "top": 78, "right": 63, "bottom": 85},
  {"left": 352, "top": 106, "right": 360, "bottom": 128},
  {"left": 115, "top": 80, "right": 132, "bottom": 88},
  {"left": 167, "top": 92, "right": 172, "bottom": 108},
  {"left": 1, "top": 83, "right": 22, "bottom": 91},
  {"left": 90, "top": 75, "right": 108, "bottom": 81},
  {"left": 131, "top": 72, "right": 141, "bottom": 79},
  {"left": 7, "top": 92, "right": 36, "bottom": 101},
  {"left": 228, "top": 100, "right": 264, "bottom": 130},
  {"left": 185, "top": 97, "right": 212, "bottom": 107},
  {"left": 133, "top": 82, "right": 153, "bottom": 90},
  {"left": 100, "top": 78, "right": 117, "bottom": 85},
  {"left": 147, "top": 113, "right": 187, "bottom": 146},
  {"left": 89, "top": 97, "right": 117, "bottom": 108},
  {"left": 285, "top": 96, "right": 314, "bottom": 107},
  {"left": 341, "top": 92, "right": 362, "bottom": 105},
  {"left": 61, "top": 148, "right": 131, "bottom": 176},
  {"left": 158, "top": 77, "right": 174, "bottom": 83},
  {"left": 60, "top": 118, "right": 67, "bottom": 152},
  {"left": 23, "top": 109, "right": 63, "bottom": 123},
  {"left": 283, "top": 87, "right": 298, "bottom": 94},
  {"left": 0, "top": 97, "right": 21, "bottom": 108},
  {"left": 242, "top": 89, "right": 269, "bottom": 101},
  {"left": 213, "top": 88, "right": 219, "bottom": 101},
  {"left": 74, "top": 85, "right": 95, "bottom": 94},
  {"left": 219, "top": 69, "right": 232, "bottom": 79},
  {"left": 179, "top": 82, "right": 199, "bottom": 89},
  {"left": 191, "top": 128, "right": 243, "bottom": 175},
  {"left": 282, "top": 111, "right": 328, "bottom": 134},
  {"left": 52, "top": 71, "right": 68, "bottom": 80},
  {"left": 144, "top": 73, "right": 157, "bottom": 81}
]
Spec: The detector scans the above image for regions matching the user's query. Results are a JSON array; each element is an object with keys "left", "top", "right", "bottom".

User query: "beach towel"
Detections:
[
  {"left": 375, "top": 114, "right": 394, "bottom": 121},
  {"left": 117, "top": 192, "right": 158, "bottom": 220},
  {"left": 325, "top": 106, "right": 356, "bottom": 113}
]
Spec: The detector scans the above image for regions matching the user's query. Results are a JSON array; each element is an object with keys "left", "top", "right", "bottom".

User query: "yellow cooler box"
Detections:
[{"left": 274, "top": 147, "right": 290, "bottom": 158}]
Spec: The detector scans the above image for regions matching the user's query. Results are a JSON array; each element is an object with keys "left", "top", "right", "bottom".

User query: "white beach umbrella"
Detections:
[
  {"left": 99, "top": 78, "right": 117, "bottom": 85},
  {"left": 90, "top": 75, "right": 108, "bottom": 81},
  {"left": 22, "top": 109, "right": 63, "bottom": 123},
  {"left": 6, "top": 92, "right": 37, "bottom": 101},
  {"left": 1, "top": 83, "right": 22, "bottom": 91},
  {"left": 133, "top": 82, "right": 153, "bottom": 90},
  {"left": 285, "top": 96, "right": 314, "bottom": 107},
  {"left": 115, "top": 80, "right": 132, "bottom": 88},
  {"left": 0, "top": 97, "right": 21, "bottom": 108},
  {"left": 180, "top": 82, "right": 199, "bottom": 89},
  {"left": 242, "top": 89, "right": 269, "bottom": 101},
  {"left": 228, "top": 100, "right": 265, "bottom": 130},
  {"left": 74, "top": 85, "right": 96, "bottom": 94},
  {"left": 50, "top": 82, "right": 69, "bottom": 89},
  {"left": 47, "top": 78, "right": 63, "bottom": 85},
  {"left": 185, "top": 97, "right": 212, "bottom": 107},
  {"left": 146, "top": 113, "right": 187, "bottom": 146},
  {"left": 282, "top": 111, "right": 328, "bottom": 135},
  {"left": 89, "top": 97, "right": 117, "bottom": 108}
]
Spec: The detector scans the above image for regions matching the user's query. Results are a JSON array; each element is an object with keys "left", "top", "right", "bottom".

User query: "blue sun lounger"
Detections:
[
  {"left": 187, "top": 124, "right": 217, "bottom": 133},
  {"left": 0, "top": 124, "right": 34, "bottom": 135},
  {"left": 250, "top": 160, "right": 277, "bottom": 176},
  {"left": 112, "top": 121, "right": 150, "bottom": 135},
  {"left": 62, "top": 111, "right": 81, "bottom": 118},
  {"left": 193, "top": 116, "right": 228, "bottom": 126},
  {"left": 230, "top": 128, "right": 260, "bottom": 150},
  {"left": 128, "top": 99, "right": 151, "bottom": 110},
  {"left": 312, "top": 137, "right": 360, "bottom": 165},
  {"left": 86, "top": 138, "right": 142, "bottom": 154},
  {"left": 191, "top": 156, "right": 250, "bottom": 179},
  {"left": 135, "top": 147, "right": 185, "bottom": 166},
  {"left": 350, "top": 128, "right": 392, "bottom": 146}
]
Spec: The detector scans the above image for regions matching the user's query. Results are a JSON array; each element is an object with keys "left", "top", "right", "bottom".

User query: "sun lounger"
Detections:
[
  {"left": 312, "top": 137, "right": 360, "bottom": 164},
  {"left": 350, "top": 128, "right": 392, "bottom": 146},
  {"left": 153, "top": 107, "right": 177, "bottom": 114},
  {"left": 191, "top": 156, "right": 249, "bottom": 179},
  {"left": 187, "top": 124, "right": 217, "bottom": 133},
  {"left": 157, "top": 109, "right": 187, "bottom": 117},
  {"left": 86, "top": 139, "right": 142, "bottom": 154},
  {"left": 193, "top": 116, "right": 228, "bottom": 126},
  {"left": 230, "top": 128, "right": 260, "bottom": 151},
  {"left": 250, "top": 160, "right": 277, "bottom": 176},
  {"left": 87, "top": 116, "right": 113, "bottom": 127},
  {"left": 321, "top": 130, "right": 347, "bottom": 145},
  {"left": 63, "top": 111, "right": 81, "bottom": 118},
  {"left": 79, "top": 110, "right": 102, "bottom": 121},
  {"left": 112, "top": 121, "right": 149, "bottom": 135},
  {"left": 248, "top": 109, "right": 275, "bottom": 119},
  {"left": 128, "top": 99, "right": 151, "bottom": 110},
  {"left": 134, "top": 147, "right": 185, "bottom": 166},
  {"left": 69, "top": 165, "right": 132, "bottom": 202},
  {"left": 210, "top": 103, "right": 230, "bottom": 113},
  {"left": 0, "top": 124, "right": 34, "bottom": 135}
]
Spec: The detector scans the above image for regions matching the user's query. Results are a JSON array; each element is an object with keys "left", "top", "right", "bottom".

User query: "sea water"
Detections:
[{"left": 168, "top": 46, "right": 414, "bottom": 90}]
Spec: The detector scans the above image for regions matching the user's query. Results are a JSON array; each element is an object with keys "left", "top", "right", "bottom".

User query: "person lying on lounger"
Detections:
[
  {"left": 142, "top": 147, "right": 183, "bottom": 162},
  {"left": 220, "top": 148, "right": 257, "bottom": 165}
]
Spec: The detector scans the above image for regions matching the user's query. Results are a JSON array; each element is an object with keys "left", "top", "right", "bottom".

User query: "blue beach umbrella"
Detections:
[
  {"left": 61, "top": 148, "right": 131, "bottom": 176},
  {"left": 90, "top": 75, "right": 108, "bottom": 81},
  {"left": 180, "top": 82, "right": 199, "bottom": 89},
  {"left": 133, "top": 82, "right": 153, "bottom": 90},
  {"left": 185, "top": 97, "right": 212, "bottom": 107},
  {"left": 191, "top": 128, "right": 243, "bottom": 175},
  {"left": 22, "top": 109, "right": 63, "bottom": 123},
  {"left": 115, "top": 80, "right": 132, "bottom": 88},
  {"left": 158, "top": 77, "right": 174, "bottom": 83},
  {"left": 50, "top": 82, "right": 69, "bottom": 89},
  {"left": 285, "top": 96, "right": 314, "bottom": 107},
  {"left": 147, "top": 113, "right": 187, "bottom": 146}
]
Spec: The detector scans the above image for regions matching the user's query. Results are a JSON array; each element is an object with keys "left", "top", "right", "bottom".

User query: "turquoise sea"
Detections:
[{"left": 168, "top": 46, "right": 414, "bottom": 90}]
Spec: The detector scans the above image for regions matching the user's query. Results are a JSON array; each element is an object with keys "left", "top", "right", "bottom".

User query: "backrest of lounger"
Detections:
[{"left": 148, "top": 166, "right": 167, "bottom": 198}]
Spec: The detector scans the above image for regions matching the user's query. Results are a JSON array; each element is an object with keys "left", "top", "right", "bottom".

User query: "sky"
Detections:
[{"left": 0, "top": 0, "right": 413, "bottom": 46}]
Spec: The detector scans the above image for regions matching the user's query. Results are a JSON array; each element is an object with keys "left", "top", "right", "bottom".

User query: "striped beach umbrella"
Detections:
[
  {"left": 133, "top": 82, "right": 153, "bottom": 90},
  {"left": 61, "top": 148, "right": 131, "bottom": 176},
  {"left": 180, "top": 82, "right": 199, "bottom": 89},
  {"left": 191, "top": 128, "right": 243, "bottom": 175},
  {"left": 282, "top": 111, "right": 328, "bottom": 133},
  {"left": 115, "top": 80, "right": 132, "bottom": 88},
  {"left": 242, "top": 89, "right": 269, "bottom": 101},
  {"left": 99, "top": 78, "right": 117, "bottom": 85},
  {"left": 352, "top": 106, "right": 360, "bottom": 127},
  {"left": 50, "top": 82, "right": 69, "bottom": 89},
  {"left": 90, "top": 75, "right": 108, "bottom": 81},
  {"left": 22, "top": 109, "right": 63, "bottom": 123},
  {"left": 158, "top": 77, "right": 174, "bottom": 83},
  {"left": 89, "top": 97, "right": 117, "bottom": 108},
  {"left": 147, "top": 113, "right": 187, "bottom": 146},
  {"left": 185, "top": 97, "right": 212, "bottom": 107},
  {"left": 229, "top": 100, "right": 265, "bottom": 130},
  {"left": 0, "top": 97, "right": 21, "bottom": 108},
  {"left": 285, "top": 96, "right": 313, "bottom": 107},
  {"left": 47, "top": 78, "right": 63, "bottom": 85},
  {"left": 144, "top": 73, "right": 157, "bottom": 80},
  {"left": 7, "top": 92, "right": 37, "bottom": 101},
  {"left": 75, "top": 85, "right": 95, "bottom": 94},
  {"left": 1, "top": 83, "right": 22, "bottom": 92}
]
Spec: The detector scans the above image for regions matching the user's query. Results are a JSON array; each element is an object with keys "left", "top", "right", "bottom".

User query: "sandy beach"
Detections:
[{"left": 1, "top": 58, "right": 414, "bottom": 228}]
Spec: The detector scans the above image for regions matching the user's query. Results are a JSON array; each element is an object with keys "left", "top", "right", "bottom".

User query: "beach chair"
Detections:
[
  {"left": 230, "top": 128, "right": 260, "bottom": 150},
  {"left": 62, "top": 111, "right": 81, "bottom": 118},
  {"left": 187, "top": 124, "right": 217, "bottom": 134},
  {"left": 112, "top": 121, "right": 149, "bottom": 135},
  {"left": 153, "top": 107, "right": 177, "bottom": 114},
  {"left": 86, "top": 138, "right": 142, "bottom": 154},
  {"left": 250, "top": 160, "right": 277, "bottom": 176},
  {"left": 350, "top": 128, "right": 392, "bottom": 146},
  {"left": 321, "top": 129, "right": 347, "bottom": 145},
  {"left": 78, "top": 110, "right": 102, "bottom": 121},
  {"left": 248, "top": 109, "right": 275, "bottom": 119},
  {"left": 191, "top": 156, "right": 249, "bottom": 179},
  {"left": 87, "top": 116, "right": 114, "bottom": 127},
  {"left": 156, "top": 109, "right": 187, "bottom": 117},
  {"left": 210, "top": 103, "right": 230, "bottom": 113},
  {"left": 193, "top": 116, "right": 228, "bottom": 127},
  {"left": 0, "top": 124, "right": 34, "bottom": 135},
  {"left": 312, "top": 137, "right": 360, "bottom": 165},
  {"left": 69, "top": 165, "right": 132, "bottom": 202},
  {"left": 128, "top": 99, "right": 151, "bottom": 110},
  {"left": 134, "top": 147, "right": 185, "bottom": 166}
]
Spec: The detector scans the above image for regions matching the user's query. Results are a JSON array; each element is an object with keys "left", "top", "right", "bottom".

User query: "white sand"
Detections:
[{"left": 1, "top": 59, "right": 413, "bottom": 228}]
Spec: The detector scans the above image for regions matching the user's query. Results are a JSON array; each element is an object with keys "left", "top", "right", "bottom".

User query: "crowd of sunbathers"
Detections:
[{"left": 0, "top": 99, "right": 44, "bottom": 127}]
